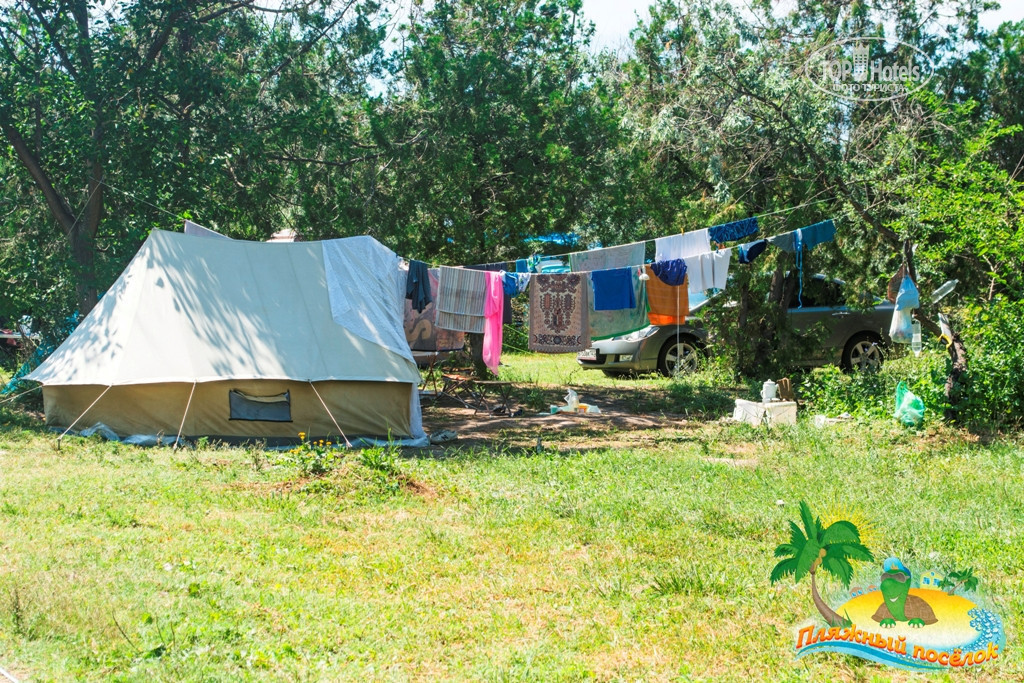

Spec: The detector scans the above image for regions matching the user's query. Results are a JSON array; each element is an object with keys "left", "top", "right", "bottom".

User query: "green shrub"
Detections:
[
  {"left": 959, "top": 297, "right": 1024, "bottom": 428},
  {"left": 799, "top": 352, "right": 947, "bottom": 423}
]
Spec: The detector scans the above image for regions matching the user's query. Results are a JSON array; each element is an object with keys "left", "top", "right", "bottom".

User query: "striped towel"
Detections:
[
  {"left": 435, "top": 266, "right": 488, "bottom": 334},
  {"left": 569, "top": 243, "right": 645, "bottom": 272}
]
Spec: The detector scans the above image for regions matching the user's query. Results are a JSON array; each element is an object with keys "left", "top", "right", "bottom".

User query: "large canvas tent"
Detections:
[{"left": 27, "top": 229, "right": 426, "bottom": 445}]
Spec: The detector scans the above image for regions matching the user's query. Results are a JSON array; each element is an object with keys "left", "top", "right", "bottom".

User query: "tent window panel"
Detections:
[{"left": 229, "top": 389, "right": 292, "bottom": 422}]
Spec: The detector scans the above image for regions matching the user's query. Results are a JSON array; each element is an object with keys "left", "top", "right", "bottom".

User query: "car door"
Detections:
[{"left": 787, "top": 276, "right": 849, "bottom": 365}]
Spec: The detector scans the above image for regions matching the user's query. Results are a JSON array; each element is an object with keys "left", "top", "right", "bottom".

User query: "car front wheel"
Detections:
[
  {"left": 842, "top": 332, "right": 885, "bottom": 372},
  {"left": 657, "top": 336, "right": 702, "bottom": 377}
]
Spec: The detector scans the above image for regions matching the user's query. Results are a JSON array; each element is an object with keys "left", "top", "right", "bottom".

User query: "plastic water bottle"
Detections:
[
  {"left": 930, "top": 279, "right": 958, "bottom": 304},
  {"left": 911, "top": 320, "right": 922, "bottom": 357}
]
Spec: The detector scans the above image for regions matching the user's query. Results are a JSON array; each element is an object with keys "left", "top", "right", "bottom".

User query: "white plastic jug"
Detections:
[{"left": 761, "top": 380, "right": 778, "bottom": 402}]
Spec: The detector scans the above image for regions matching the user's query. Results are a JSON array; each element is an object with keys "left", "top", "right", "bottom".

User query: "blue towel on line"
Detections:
[
  {"left": 709, "top": 216, "right": 759, "bottom": 244},
  {"left": 650, "top": 258, "right": 688, "bottom": 287},
  {"left": 591, "top": 267, "right": 637, "bottom": 311}
]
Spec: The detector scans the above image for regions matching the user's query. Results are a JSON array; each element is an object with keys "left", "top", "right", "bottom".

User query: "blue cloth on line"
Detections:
[
  {"left": 768, "top": 229, "right": 801, "bottom": 253},
  {"left": 515, "top": 258, "right": 529, "bottom": 273},
  {"left": 501, "top": 271, "right": 519, "bottom": 297},
  {"left": 801, "top": 219, "right": 836, "bottom": 251},
  {"left": 709, "top": 216, "right": 758, "bottom": 244},
  {"left": 737, "top": 239, "right": 768, "bottom": 265},
  {"left": 591, "top": 267, "right": 637, "bottom": 311},
  {"left": 650, "top": 259, "right": 687, "bottom": 287}
]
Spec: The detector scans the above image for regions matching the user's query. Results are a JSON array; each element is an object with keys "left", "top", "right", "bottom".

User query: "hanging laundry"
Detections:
[
  {"left": 515, "top": 258, "right": 529, "bottom": 273},
  {"left": 405, "top": 260, "right": 432, "bottom": 313},
  {"left": 529, "top": 273, "right": 590, "bottom": 353},
  {"left": 655, "top": 229, "right": 711, "bottom": 262},
  {"left": 500, "top": 271, "right": 532, "bottom": 297},
  {"left": 514, "top": 272, "right": 531, "bottom": 294},
  {"left": 711, "top": 249, "right": 731, "bottom": 290},
  {"left": 535, "top": 256, "right": 571, "bottom": 274},
  {"left": 709, "top": 216, "right": 758, "bottom": 244},
  {"left": 590, "top": 267, "right": 637, "bottom": 311},
  {"left": 767, "top": 220, "right": 836, "bottom": 253},
  {"left": 645, "top": 261, "right": 689, "bottom": 326},
  {"left": 889, "top": 273, "right": 920, "bottom": 344},
  {"left": 405, "top": 269, "right": 465, "bottom": 352},
  {"left": 435, "top": 266, "right": 488, "bottom": 334},
  {"left": 322, "top": 237, "right": 410, "bottom": 360},
  {"left": 468, "top": 262, "right": 514, "bottom": 324},
  {"left": 737, "top": 239, "right": 768, "bottom": 265},
  {"left": 682, "top": 249, "right": 731, "bottom": 293},
  {"left": 767, "top": 228, "right": 803, "bottom": 254},
  {"left": 589, "top": 267, "right": 648, "bottom": 341},
  {"left": 482, "top": 271, "right": 504, "bottom": 374},
  {"left": 501, "top": 271, "right": 518, "bottom": 297},
  {"left": 800, "top": 219, "right": 836, "bottom": 251},
  {"left": 650, "top": 258, "right": 687, "bottom": 286},
  {"left": 569, "top": 242, "right": 645, "bottom": 273}
]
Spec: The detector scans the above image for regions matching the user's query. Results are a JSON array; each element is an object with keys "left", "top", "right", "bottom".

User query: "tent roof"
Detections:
[{"left": 28, "top": 230, "right": 420, "bottom": 386}]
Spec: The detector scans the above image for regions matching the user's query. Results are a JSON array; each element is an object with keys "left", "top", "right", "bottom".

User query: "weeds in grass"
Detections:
[
  {"left": 8, "top": 586, "right": 26, "bottom": 637},
  {"left": 649, "top": 568, "right": 728, "bottom": 597},
  {"left": 277, "top": 436, "right": 342, "bottom": 477},
  {"left": 358, "top": 446, "right": 399, "bottom": 475}
]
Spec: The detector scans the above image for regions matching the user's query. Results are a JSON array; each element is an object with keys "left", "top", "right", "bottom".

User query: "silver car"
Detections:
[{"left": 577, "top": 276, "right": 893, "bottom": 376}]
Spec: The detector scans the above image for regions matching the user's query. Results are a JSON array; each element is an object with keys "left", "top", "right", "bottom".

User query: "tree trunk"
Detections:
[
  {"left": 467, "top": 332, "right": 489, "bottom": 379},
  {"left": 810, "top": 570, "right": 847, "bottom": 627}
]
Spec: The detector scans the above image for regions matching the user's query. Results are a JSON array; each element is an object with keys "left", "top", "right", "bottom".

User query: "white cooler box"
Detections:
[{"left": 732, "top": 399, "right": 797, "bottom": 426}]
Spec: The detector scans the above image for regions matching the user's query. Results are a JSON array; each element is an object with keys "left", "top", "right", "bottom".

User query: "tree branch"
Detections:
[
  {"left": 266, "top": 151, "right": 384, "bottom": 169},
  {"left": 24, "top": 0, "right": 80, "bottom": 82},
  {"left": 1, "top": 121, "right": 76, "bottom": 232}
]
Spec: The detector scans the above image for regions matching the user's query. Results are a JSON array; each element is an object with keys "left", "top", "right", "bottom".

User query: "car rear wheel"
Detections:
[
  {"left": 657, "top": 335, "right": 702, "bottom": 377},
  {"left": 842, "top": 332, "right": 885, "bottom": 372}
]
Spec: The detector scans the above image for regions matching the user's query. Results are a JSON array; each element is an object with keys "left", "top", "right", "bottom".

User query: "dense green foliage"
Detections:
[{"left": 2, "top": 0, "right": 1023, "bottom": 425}]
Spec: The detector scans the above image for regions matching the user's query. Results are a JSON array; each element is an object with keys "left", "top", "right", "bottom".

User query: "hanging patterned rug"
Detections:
[{"left": 529, "top": 273, "right": 590, "bottom": 353}]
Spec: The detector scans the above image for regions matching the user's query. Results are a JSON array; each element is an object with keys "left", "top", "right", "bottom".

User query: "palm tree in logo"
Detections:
[
  {"left": 940, "top": 567, "right": 978, "bottom": 596},
  {"left": 771, "top": 501, "right": 874, "bottom": 626}
]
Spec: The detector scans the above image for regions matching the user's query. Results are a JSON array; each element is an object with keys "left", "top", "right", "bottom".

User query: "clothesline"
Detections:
[
  {"left": 521, "top": 197, "right": 834, "bottom": 268},
  {"left": 430, "top": 203, "right": 836, "bottom": 276},
  {"left": 440, "top": 219, "right": 832, "bottom": 278}
]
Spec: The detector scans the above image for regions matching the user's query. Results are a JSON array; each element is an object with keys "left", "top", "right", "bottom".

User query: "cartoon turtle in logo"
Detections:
[{"left": 872, "top": 557, "right": 937, "bottom": 628}]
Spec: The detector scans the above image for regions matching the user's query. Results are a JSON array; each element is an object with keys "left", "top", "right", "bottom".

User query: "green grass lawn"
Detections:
[{"left": 1, "top": 356, "right": 1021, "bottom": 681}]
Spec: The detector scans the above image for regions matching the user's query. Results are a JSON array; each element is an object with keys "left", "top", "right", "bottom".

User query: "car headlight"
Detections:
[{"left": 619, "top": 326, "right": 659, "bottom": 342}]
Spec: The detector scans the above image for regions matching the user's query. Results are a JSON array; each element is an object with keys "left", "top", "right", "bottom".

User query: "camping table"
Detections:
[
  {"left": 439, "top": 374, "right": 480, "bottom": 410},
  {"left": 439, "top": 375, "right": 517, "bottom": 416},
  {"left": 472, "top": 380, "right": 516, "bottom": 416}
]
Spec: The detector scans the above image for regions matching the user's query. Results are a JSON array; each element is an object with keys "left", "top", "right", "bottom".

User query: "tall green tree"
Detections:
[
  {"left": 0, "top": 0, "right": 386, "bottom": 321},
  {"left": 368, "top": 0, "right": 618, "bottom": 265}
]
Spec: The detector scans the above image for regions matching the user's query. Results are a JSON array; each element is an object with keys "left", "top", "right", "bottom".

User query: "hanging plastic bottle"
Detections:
[{"left": 911, "top": 320, "right": 922, "bottom": 357}]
